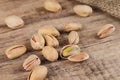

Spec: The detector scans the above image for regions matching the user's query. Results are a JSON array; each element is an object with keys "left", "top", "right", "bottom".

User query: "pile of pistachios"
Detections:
[{"left": 4, "top": 0, "right": 116, "bottom": 80}]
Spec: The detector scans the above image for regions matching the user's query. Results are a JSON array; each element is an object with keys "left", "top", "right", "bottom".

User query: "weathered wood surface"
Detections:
[{"left": 0, "top": 0, "right": 120, "bottom": 80}]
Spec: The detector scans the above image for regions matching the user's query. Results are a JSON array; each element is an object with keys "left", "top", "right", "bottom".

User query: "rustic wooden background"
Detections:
[{"left": 0, "top": 0, "right": 120, "bottom": 80}]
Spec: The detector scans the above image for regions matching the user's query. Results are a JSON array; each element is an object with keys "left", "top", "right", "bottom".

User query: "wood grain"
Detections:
[{"left": 0, "top": 0, "right": 120, "bottom": 80}]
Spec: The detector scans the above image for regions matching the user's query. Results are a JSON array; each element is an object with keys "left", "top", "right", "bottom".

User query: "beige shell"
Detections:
[
  {"left": 28, "top": 66, "right": 48, "bottom": 80},
  {"left": 44, "top": 0, "right": 62, "bottom": 12},
  {"left": 60, "top": 45, "right": 81, "bottom": 59},
  {"left": 5, "top": 45, "right": 27, "bottom": 59},
  {"left": 62, "top": 22, "right": 82, "bottom": 32},
  {"left": 42, "top": 46, "right": 58, "bottom": 61},
  {"left": 97, "top": 24, "right": 115, "bottom": 38},
  {"left": 38, "top": 25, "right": 60, "bottom": 37},
  {"left": 73, "top": 5, "right": 93, "bottom": 17},
  {"left": 68, "top": 52, "right": 89, "bottom": 62},
  {"left": 5, "top": 15, "right": 24, "bottom": 29},
  {"left": 44, "top": 35, "right": 59, "bottom": 47},
  {"left": 68, "top": 31, "right": 79, "bottom": 44},
  {"left": 30, "top": 33, "right": 45, "bottom": 50},
  {"left": 23, "top": 55, "right": 41, "bottom": 71}
]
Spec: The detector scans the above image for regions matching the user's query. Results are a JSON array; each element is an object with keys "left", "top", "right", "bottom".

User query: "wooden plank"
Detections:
[{"left": 0, "top": 0, "right": 120, "bottom": 80}]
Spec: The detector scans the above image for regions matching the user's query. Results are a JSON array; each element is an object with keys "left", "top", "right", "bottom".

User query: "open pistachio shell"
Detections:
[
  {"left": 60, "top": 45, "right": 81, "bottom": 59},
  {"left": 68, "top": 31, "right": 79, "bottom": 44},
  {"left": 44, "top": 35, "right": 59, "bottom": 47},
  {"left": 30, "top": 33, "right": 45, "bottom": 50},
  {"left": 68, "top": 52, "right": 89, "bottom": 62}
]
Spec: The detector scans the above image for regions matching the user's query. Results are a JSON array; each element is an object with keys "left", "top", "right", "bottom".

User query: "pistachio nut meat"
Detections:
[{"left": 60, "top": 45, "right": 81, "bottom": 59}]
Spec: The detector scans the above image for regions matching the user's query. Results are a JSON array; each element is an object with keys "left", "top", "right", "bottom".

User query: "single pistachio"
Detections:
[
  {"left": 73, "top": 5, "right": 93, "bottom": 17},
  {"left": 60, "top": 45, "right": 81, "bottom": 59},
  {"left": 42, "top": 46, "right": 58, "bottom": 61},
  {"left": 30, "top": 33, "right": 45, "bottom": 50},
  {"left": 44, "top": 35, "right": 59, "bottom": 47},
  {"left": 5, "top": 45, "right": 26, "bottom": 59},
  {"left": 44, "top": 0, "right": 62, "bottom": 12},
  {"left": 68, "top": 31, "right": 79, "bottom": 44},
  {"left": 28, "top": 66, "right": 48, "bottom": 80},
  {"left": 38, "top": 25, "right": 60, "bottom": 37},
  {"left": 97, "top": 24, "right": 115, "bottom": 38},
  {"left": 5, "top": 15, "right": 24, "bottom": 29},
  {"left": 68, "top": 52, "right": 89, "bottom": 62},
  {"left": 23, "top": 55, "right": 41, "bottom": 71},
  {"left": 62, "top": 22, "right": 82, "bottom": 32}
]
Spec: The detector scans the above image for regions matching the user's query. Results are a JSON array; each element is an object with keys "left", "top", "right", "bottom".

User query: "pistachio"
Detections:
[
  {"left": 73, "top": 5, "right": 93, "bottom": 17},
  {"left": 60, "top": 45, "right": 81, "bottom": 59},
  {"left": 38, "top": 25, "right": 60, "bottom": 37},
  {"left": 5, "top": 45, "right": 26, "bottom": 59},
  {"left": 68, "top": 31, "right": 79, "bottom": 44},
  {"left": 42, "top": 46, "right": 58, "bottom": 61},
  {"left": 44, "top": 0, "right": 62, "bottom": 12},
  {"left": 30, "top": 33, "right": 45, "bottom": 50},
  {"left": 44, "top": 35, "right": 59, "bottom": 47},
  {"left": 28, "top": 66, "right": 48, "bottom": 80},
  {"left": 23, "top": 55, "right": 41, "bottom": 71},
  {"left": 68, "top": 52, "right": 89, "bottom": 62},
  {"left": 5, "top": 15, "right": 24, "bottom": 29},
  {"left": 97, "top": 24, "right": 115, "bottom": 38},
  {"left": 62, "top": 22, "right": 82, "bottom": 32}
]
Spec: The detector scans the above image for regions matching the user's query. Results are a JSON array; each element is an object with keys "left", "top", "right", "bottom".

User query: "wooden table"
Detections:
[{"left": 0, "top": 0, "right": 120, "bottom": 80}]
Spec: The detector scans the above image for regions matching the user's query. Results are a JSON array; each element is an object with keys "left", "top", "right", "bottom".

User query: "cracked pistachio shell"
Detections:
[
  {"left": 60, "top": 45, "right": 81, "bottom": 59},
  {"left": 73, "top": 5, "right": 93, "bottom": 17},
  {"left": 28, "top": 66, "right": 48, "bottom": 80},
  {"left": 42, "top": 46, "right": 58, "bottom": 61},
  {"left": 5, "top": 15, "right": 24, "bottom": 29},
  {"left": 23, "top": 55, "right": 41, "bottom": 71},
  {"left": 30, "top": 33, "right": 45, "bottom": 50},
  {"left": 68, "top": 52, "right": 89, "bottom": 62},
  {"left": 97, "top": 24, "right": 115, "bottom": 38},
  {"left": 38, "top": 25, "right": 60, "bottom": 37},
  {"left": 5, "top": 45, "right": 27, "bottom": 59},
  {"left": 62, "top": 22, "right": 82, "bottom": 32},
  {"left": 44, "top": 0, "right": 62, "bottom": 12},
  {"left": 44, "top": 35, "right": 59, "bottom": 47},
  {"left": 68, "top": 31, "right": 79, "bottom": 44}
]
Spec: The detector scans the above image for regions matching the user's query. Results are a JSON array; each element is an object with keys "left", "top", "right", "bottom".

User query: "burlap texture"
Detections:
[{"left": 75, "top": 0, "right": 120, "bottom": 19}]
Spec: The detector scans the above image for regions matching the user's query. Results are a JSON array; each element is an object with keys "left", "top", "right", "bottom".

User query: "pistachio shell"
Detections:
[
  {"left": 44, "top": 35, "right": 59, "bottom": 47},
  {"left": 68, "top": 52, "right": 89, "bottom": 62},
  {"left": 97, "top": 24, "right": 115, "bottom": 38},
  {"left": 5, "top": 15, "right": 24, "bottom": 29},
  {"left": 30, "top": 33, "right": 45, "bottom": 50},
  {"left": 62, "top": 22, "right": 82, "bottom": 32},
  {"left": 28, "top": 66, "right": 48, "bottom": 80},
  {"left": 73, "top": 5, "right": 93, "bottom": 17},
  {"left": 38, "top": 25, "right": 60, "bottom": 37},
  {"left": 68, "top": 31, "right": 79, "bottom": 44},
  {"left": 5, "top": 45, "right": 27, "bottom": 59},
  {"left": 60, "top": 45, "right": 81, "bottom": 59},
  {"left": 42, "top": 46, "right": 58, "bottom": 61},
  {"left": 44, "top": 0, "right": 62, "bottom": 12},
  {"left": 23, "top": 55, "right": 41, "bottom": 71}
]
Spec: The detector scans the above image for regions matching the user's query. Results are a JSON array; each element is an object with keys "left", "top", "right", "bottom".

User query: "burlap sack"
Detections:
[{"left": 75, "top": 0, "right": 120, "bottom": 19}]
